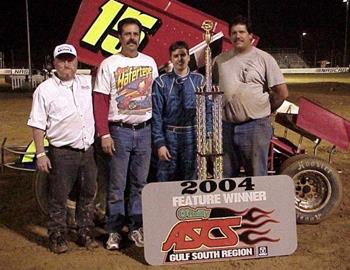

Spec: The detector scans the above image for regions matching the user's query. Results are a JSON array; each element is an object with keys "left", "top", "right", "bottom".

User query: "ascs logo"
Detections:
[{"left": 162, "top": 216, "right": 242, "bottom": 252}]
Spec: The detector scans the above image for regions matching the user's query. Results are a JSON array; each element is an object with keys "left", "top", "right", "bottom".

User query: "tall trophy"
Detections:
[{"left": 196, "top": 20, "right": 223, "bottom": 180}]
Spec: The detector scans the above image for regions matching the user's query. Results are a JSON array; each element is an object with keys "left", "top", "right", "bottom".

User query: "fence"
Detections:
[{"left": 0, "top": 69, "right": 91, "bottom": 90}]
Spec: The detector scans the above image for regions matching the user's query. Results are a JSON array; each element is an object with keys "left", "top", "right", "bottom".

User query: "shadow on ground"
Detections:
[{"left": 0, "top": 169, "right": 148, "bottom": 265}]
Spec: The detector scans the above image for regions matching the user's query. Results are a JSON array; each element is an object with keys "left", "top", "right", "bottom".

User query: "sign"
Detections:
[
  {"left": 281, "top": 67, "right": 350, "bottom": 74},
  {"left": 0, "top": 69, "right": 11, "bottom": 75},
  {"left": 11, "top": 69, "right": 29, "bottom": 75},
  {"left": 142, "top": 175, "right": 297, "bottom": 265}
]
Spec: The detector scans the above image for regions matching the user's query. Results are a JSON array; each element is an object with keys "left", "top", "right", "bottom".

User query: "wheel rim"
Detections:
[{"left": 293, "top": 169, "right": 332, "bottom": 213}]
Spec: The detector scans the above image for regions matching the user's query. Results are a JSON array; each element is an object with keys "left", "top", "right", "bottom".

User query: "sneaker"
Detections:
[
  {"left": 106, "top": 232, "right": 122, "bottom": 250},
  {"left": 49, "top": 232, "right": 68, "bottom": 254},
  {"left": 77, "top": 233, "right": 99, "bottom": 249},
  {"left": 129, "top": 227, "right": 144, "bottom": 247}
]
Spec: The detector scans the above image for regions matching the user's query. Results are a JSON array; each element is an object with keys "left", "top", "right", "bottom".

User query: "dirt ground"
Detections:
[{"left": 0, "top": 80, "right": 350, "bottom": 270}]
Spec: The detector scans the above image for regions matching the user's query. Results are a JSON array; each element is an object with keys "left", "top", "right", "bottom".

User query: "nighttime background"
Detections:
[{"left": 0, "top": 0, "right": 348, "bottom": 68}]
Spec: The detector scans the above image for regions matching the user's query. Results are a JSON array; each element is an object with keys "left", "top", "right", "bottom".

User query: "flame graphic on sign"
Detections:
[{"left": 209, "top": 207, "right": 280, "bottom": 244}]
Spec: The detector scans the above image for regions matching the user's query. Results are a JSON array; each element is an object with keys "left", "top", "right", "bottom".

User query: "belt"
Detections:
[
  {"left": 235, "top": 116, "right": 270, "bottom": 125},
  {"left": 166, "top": 125, "right": 195, "bottom": 132},
  {"left": 109, "top": 119, "right": 151, "bottom": 130},
  {"left": 234, "top": 118, "right": 255, "bottom": 125},
  {"left": 224, "top": 116, "right": 268, "bottom": 126},
  {"left": 51, "top": 145, "right": 86, "bottom": 152}
]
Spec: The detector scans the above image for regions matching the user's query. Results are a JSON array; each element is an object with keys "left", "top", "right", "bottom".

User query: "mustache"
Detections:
[{"left": 127, "top": 40, "right": 138, "bottom": 45}]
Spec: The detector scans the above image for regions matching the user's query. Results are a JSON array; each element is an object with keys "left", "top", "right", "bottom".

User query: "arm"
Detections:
[
  {"left": 269, "top": 83, "right": 289, "bottom": 113},
  {"left": 27, "top": 87, "right": 51, "bottom": 173},
  {"left": 265, "top": 54, "right": 289, "bottom": 113},
  {"left": 152, "top": 79, "right": 171, "bottom": 161},
  {"left": 32, "top": 127, "right": 51, "bottom": 173},
  {"left": 93, "top": 61, "right": 115, "bottom": 155},
  {"left": 93, "top": 92, "right": 115, "bottom": 155},
  {"left": 93, "top": 92, "right": 110, "bottom": 136}
]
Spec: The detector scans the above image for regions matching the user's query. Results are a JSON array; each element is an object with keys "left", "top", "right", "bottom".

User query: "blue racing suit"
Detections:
[{"left": 152, "top": 70, "right": 211, "bottom": 181}]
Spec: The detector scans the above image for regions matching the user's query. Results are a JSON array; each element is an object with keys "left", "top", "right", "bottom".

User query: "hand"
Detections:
[
  {"left": 101, "top": 136, "right": 115, "bottom": 155},
  {"left": 158, "top": 146, "right": 172, "bottom": 161},
  {"left": 36, "top": 155, "right": 52, "bottom": 173}
]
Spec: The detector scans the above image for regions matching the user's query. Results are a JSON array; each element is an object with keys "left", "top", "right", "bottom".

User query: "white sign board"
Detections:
[{"left": 142, "top": 175, "right": 297, "bottom": 265}]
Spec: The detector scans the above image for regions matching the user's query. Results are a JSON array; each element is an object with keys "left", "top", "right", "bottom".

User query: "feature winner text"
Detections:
[
  {"left": 173, "top": 178, "right": 266, "bottom": 207},
  {"left": 173, "top": 191, "right": 266, "bottom": 207},
  {"left": 167, "top": 247, "right": 254, "bottom": 262}
]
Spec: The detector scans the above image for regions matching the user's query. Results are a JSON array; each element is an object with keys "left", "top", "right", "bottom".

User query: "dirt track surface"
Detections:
[{"left": 1, "top": 81, "right": 350, "bottom": 270}]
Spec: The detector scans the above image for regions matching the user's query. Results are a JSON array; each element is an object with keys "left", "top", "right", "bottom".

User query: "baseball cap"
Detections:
[{"left": 53, "top": 44, "right": 77, "bottom": 58}]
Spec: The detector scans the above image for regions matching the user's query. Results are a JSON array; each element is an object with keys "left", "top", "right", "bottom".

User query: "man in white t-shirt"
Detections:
[
  {"left": 213, "top": 15, "right": 288, "bottom": 177},
  {"left": 93, "top": 18, "right": 158, "bottom": 250},
  {"left": 28, "top": 44, "right": 98, "bottom": 253}
]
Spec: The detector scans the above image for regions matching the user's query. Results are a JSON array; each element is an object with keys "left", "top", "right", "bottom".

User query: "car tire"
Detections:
[{"left": 280, "top": 155, "right": 343, "bottom": 224}]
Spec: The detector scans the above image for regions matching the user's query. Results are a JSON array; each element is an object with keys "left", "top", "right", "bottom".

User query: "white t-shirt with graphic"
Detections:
[{"left": 94, "top": 52, "right": 158, "bottom": 124}]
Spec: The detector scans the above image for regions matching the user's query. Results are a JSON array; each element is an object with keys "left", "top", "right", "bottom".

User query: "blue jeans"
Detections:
[
  {"left": 157, "top": 127, "right": 197, "bottom": 182},
  {"left": 223, "top": 117, "right": 272, "bottom": 177},
  {"left": 107, "top": 124, "right": 151, "bottom": 232}
]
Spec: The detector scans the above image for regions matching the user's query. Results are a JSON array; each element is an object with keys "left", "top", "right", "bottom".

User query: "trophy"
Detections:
[{"left": 196, "top": 20, "right": 223, "bottom": 180}]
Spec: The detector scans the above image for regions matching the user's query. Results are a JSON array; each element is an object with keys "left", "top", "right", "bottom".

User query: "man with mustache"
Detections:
[
  {"left": 93, "top": 18, "right": 158, "bottom": 250},
  {"left": 213, "top": 15, "right": 288, "bottom": 177},
  {"left": 28, "top": 44, "right": 98, "bottom": 253},
  {"left": 152, "top": 41, "right": 211, "bottom": 181}
]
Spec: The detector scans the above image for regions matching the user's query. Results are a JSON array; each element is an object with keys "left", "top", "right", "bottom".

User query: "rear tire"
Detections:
[
  {"left": 32, "top": 171, "right": 50, "bottom": 216},
  {"left": 281, "top": 155, "right": 342, "bottom": 224}
]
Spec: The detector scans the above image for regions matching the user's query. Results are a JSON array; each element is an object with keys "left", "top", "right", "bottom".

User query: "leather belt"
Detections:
[
  {"left": 166, "top": 125, "right": 195, "bottom": 132},
  {"left": 233, "top": 116, "right": 268, "bottom": 125},
  {"left": 109, "top": 119, "right": 151, "bottom": 130},
  {"left": 51, "top": 145, "right": 86, "bottom": 152}
]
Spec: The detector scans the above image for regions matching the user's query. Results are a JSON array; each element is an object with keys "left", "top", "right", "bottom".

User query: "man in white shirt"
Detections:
[
  {"left": 28, "top": 44, "right": 98, "bottom": 253},
  {"left": 93, "top": 18, "right": 158, "bottom": 250}
]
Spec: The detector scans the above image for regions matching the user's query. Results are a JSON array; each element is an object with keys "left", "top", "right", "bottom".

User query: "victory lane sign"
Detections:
[{"left": 142, "top": 175, "right": 297, "bottom": 265}]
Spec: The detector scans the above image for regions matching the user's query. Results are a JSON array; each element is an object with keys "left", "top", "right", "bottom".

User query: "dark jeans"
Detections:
[
  {"left": 157, "top": 127, "right": 197, "bottom": 182},
  {"left": 107, "top": 125, "right": 151, "bottom": 233},
  {"left": 47, "top": 146, "right": 97, "bottom": 236},
  {"left": 223, "top": 117, "right": 273, "bottom": 177}
]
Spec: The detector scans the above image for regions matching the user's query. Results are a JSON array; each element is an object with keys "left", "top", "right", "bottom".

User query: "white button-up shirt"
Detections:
[{"left": 28, "top": 73, "right": 95, "bottom": 150}]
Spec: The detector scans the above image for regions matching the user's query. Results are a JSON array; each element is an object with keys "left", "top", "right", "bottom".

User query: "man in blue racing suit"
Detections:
[{"left": 152, "top": 41, "right": 211, "bottom": 181}]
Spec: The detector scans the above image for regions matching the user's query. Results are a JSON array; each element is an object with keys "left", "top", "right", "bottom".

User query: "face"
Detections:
[
  {"left": 170, "top": 48, "right": 190, "bottom": 74},
  {"left": 119, "top": 23, "right": 141, "bottom": 53},
  {"left": 53, "top": 54, "right": 77, "bottom": 81},
  {"left": 230, "top": 24, "right": 253, "bottom": 52}
]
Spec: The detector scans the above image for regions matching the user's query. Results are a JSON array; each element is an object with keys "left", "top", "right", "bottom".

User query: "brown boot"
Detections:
[
  {"left": 49, "top": 232, "right": 68, "bottom": 254},
  {"left": 77, "top": 232, "right": 99, "bottom": 249}
]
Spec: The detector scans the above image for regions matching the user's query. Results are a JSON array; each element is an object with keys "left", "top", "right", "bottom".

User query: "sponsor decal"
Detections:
[{"left": 80, "top": 0, "right": 161, "bottom": 57}]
